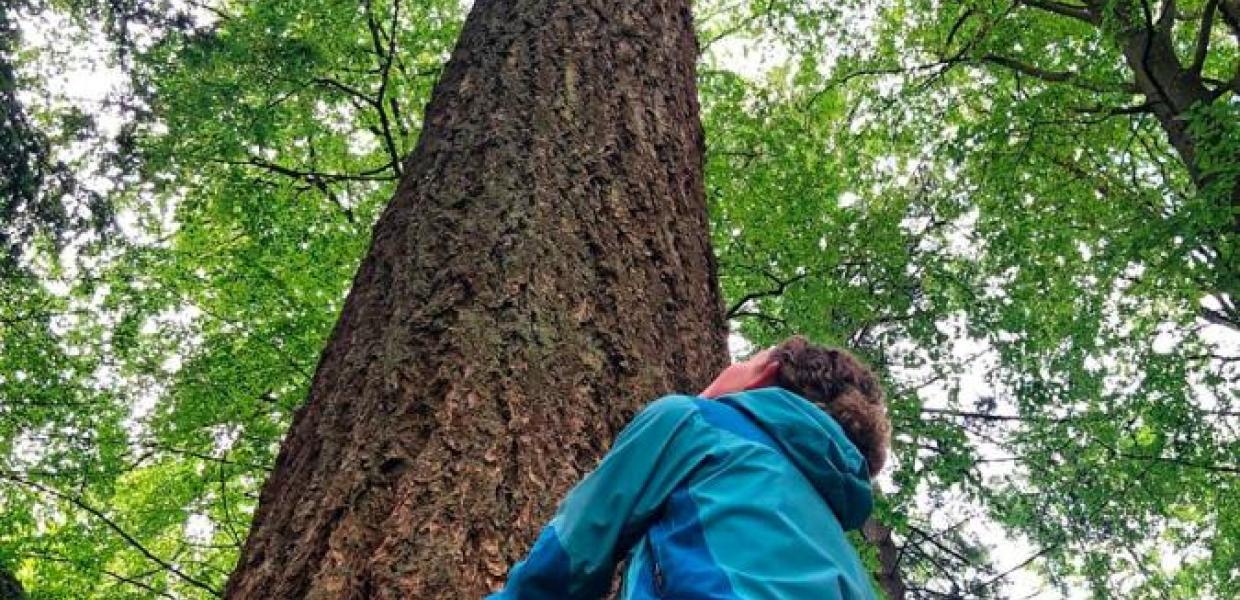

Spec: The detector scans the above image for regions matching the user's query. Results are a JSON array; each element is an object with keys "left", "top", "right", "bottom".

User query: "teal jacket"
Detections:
[{"left": 488, "top": 387, "right": 879, "bottom": 599}]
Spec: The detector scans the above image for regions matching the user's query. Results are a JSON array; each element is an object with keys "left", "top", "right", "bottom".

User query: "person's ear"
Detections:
[{"left": 748, "top": 359, "right": 780, "bottom": 389}]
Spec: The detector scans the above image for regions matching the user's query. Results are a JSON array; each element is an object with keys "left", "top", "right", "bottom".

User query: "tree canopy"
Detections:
[{"left": 1, "top": 0, "right": 1236, "bottom": 598}]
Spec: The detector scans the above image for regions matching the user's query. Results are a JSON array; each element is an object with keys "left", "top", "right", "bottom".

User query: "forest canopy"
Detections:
[{"left": 1, "top": 0, "right": 1237, "bottom": 598}]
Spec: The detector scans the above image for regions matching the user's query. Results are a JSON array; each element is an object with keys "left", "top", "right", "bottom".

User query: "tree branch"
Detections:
[
  {"left": 945, "top": 8, "right": 978, "bottom": 50},
  {"left": 1190, "top": 0, "right": 1220, "bottom": 76},
  {"left": 1139, "top": 0, "right": 1182, "bottom": 112},
  {"left": 307, "top": 140, "right": 357, "bottom": 223},
  {"left": 1070, "top": 101, "right": 1156, "bottom": 116},
  {"left": 905, "top": 523, "right": 978, "bottom": 569},
  {"left": 1159, "top": 0, "right": 1180, "bottom": 31},
  {"left": 920, "top": 406, "right": 1085, "bottom": 424},
  {"left": 2, "top": 472, "right": 223, "bottom": 597},
  {"left": 1220, "top": 0, "right": 1240, "bottom": 42},
  {"left": 310, "top": 76, "right": 379, "bottom": 108},
  {"left": 363, "top": 0, "right": 405, "bottom": 177},
  {"left": 182, "top": 0, "right": 232, "bottom": 23},
  {"left": 698, "top": 0, "right": 775, "bottom": 55},
  {"left": 215, "top": 156, "right": 397, "bottom": 183},
  {"left": 980, "top": 53, "right": 1138, "bottom": 93},
  {"left": 137, "top": 442, "right": 270, "bottom": 472},
  {"left": 804, "top": 61, "right": 953, "bottom": 110},
  {"left": 969, "top": 544, "right": 1060, "bottom": 593},
  {"left": 725, "top": 271, "right": 812, "bottom": 318},
  {"left": 1017, "top": 0, "right": 1099, "bottom": 24},
  {"left": 863, "top": 518, "right": 908, "bottom": 600},
  {"left": 1202, "top": 304, "right": 1240, "bottom": 330},
  {"left": 727, "top": 310, "right": 788, "bottom": 328},
  {"left": 20, "top": 551, "right": 180, "bottom": 600}
]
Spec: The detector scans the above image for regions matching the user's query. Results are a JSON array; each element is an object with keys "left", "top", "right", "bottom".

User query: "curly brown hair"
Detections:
[{"left": 769, "top": 335, "right": 891, "bottom": 476}]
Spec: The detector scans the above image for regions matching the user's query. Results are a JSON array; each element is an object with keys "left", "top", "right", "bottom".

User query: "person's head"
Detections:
[{"left": 699, "top": 335, "right": 891, "bottom": 476}]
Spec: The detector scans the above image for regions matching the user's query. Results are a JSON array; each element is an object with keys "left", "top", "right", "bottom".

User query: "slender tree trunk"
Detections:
[
  {"left": 224, "top": 1, "right": 728, "bottom": 598},
  {"left": 863, "top": 519, "right": 906, "bottom": 600},
  {"left": 0, "top": 567, "right": 23, "bottom": 600}
]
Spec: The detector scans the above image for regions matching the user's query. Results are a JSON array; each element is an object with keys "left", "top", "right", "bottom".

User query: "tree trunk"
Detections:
[
  {"left": 863, "top": 518, "right": 905, "bottom": 600},
  {"left": 0, "top": 566, "right": 23, "bottom": 600},
  {"left": 223, "top": 0, "right": 728, "bottom": 598},
  {"left": 1095, "top": 0, "right": 1240, "bottom": 324},
  {"left": 1106, "top": 1, "right": 1240, "bottom": 237}
]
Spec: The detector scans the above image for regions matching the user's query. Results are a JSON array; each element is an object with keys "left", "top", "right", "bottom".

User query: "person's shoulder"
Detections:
[
  {"left": 620, "top": 394, "right": 708, "bottom": 433},
  {"left": 618, "top": 394, "right": 713, "bottom": 445},
  {"left": 638, "top": 393, "right": 703, "bottom": 419}
]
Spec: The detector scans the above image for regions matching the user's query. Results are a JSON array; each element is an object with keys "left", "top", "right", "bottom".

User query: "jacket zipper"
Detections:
[{"left": 652, "top": 559, "right": 665, "bottom": 597}]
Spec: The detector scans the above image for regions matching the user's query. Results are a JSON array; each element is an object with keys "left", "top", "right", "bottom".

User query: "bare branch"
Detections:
[
  {"left": 212, "top": 156, "right": 397, "bottom": 183},
  {"left": 698, "top": 0, "right": 775, "bottom": 54},
  {"left": 1202, "top": 304, "right": 1240, "bottom": 330},
  {"left": 920, "top": 407, "right": 1083, "bottom": 424},
  {"left": 182, "top": 0, "right": 232, "bottom": 23},
  {"left": 1220, "top": 0, "right": 1240, "bottom": 41},
  {"left": 981, "top": 53, "right": 1138, "bottom": 93},
  {"left": 804, "top": 61, "right": 951, "bottom": 110},
  {"left": 725, "top": 271, "right": 812, "bottom": 318},
  {"left": 905, "top": 523, "right": 978, "bottom": 570},
  {"left": 1118, "top": 452, "right": 1240, "bottom": 474},
  {"left": 1017, "top": 0, "right": 1099, "bottom": 24},
  {"left": 137, "top": 442, "right": 270, "bottom": 472},
  {"left": 1154, "top": 0, "right": 1180, "bottom": 31},
  {"left": 1070, "top": 101, "right": 1156, "bottom": 116},
  {"left": 969, "top": 544, "right": 1060, "bottom": 593},
  {"left": 310, "top": 76, "right": 379, "bottom": 108},
  {"left": 727, "top": 310, "right": 788, "bottom": 328},
  {"left": 363, "top": 0, "right": 405, "bottom": 177},
  {"left": 1190, "top": 0, "right": 1220, "bottom": 76},
  {"left": 1185, "top": 352, "right": 1240, "bottom": 363}
]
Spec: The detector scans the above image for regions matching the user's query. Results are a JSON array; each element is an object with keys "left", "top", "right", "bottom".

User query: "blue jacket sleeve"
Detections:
[{"left": 486, "top": 395, "right": 708, "bottom": 599}]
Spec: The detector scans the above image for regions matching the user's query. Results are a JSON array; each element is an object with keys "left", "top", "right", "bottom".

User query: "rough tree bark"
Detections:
[
  {"left": 224, "top": 0, "right": 730, "bottom": 598},
  {"left": 0, "top": 566, "right": 23, "bottom": 600}
]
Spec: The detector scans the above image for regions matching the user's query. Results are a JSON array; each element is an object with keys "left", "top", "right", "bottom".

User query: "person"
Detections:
[{"left": 487, "top": 335, "right": 891, "bottom": 599}]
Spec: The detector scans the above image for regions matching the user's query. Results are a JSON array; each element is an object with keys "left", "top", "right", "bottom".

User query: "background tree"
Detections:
[{"left": 705, "top": 0, "right": 1238, "bottom": 595}]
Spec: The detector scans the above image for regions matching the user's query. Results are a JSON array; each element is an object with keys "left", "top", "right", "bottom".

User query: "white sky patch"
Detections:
[
  {"left": 727, "top": 330, "right": 755, "bottom": 360},
  {"left": 212, "top": 424, "right": 243, "bottom": 456},
  {"left": 18, "top": 13, "right": 127, "bottom": 136},
  {"left": 185, "top": 513, "right": 215, "bottom": 543},
  {"left": 707, "top": 35, "right": 791, "bottom": 82}
]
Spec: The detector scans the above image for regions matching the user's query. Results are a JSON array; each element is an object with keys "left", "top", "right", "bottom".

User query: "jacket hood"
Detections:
[{"left": 715, "top": 386, "right": 874, "bottom": 531}]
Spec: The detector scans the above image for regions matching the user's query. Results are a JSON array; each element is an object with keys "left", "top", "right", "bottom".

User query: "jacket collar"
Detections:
[{"left": 714, "top": 386, "right": 874, "bottom": 530}]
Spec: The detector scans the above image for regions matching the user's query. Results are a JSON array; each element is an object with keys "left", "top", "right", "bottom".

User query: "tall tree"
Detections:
[{"left": 223, "top": 0, "right": 729, "bottom": 598}]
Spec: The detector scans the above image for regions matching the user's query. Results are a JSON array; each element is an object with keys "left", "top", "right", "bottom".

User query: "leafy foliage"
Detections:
[{"left": 1, "top": 0, "right": 1236, "bottom": 598}]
